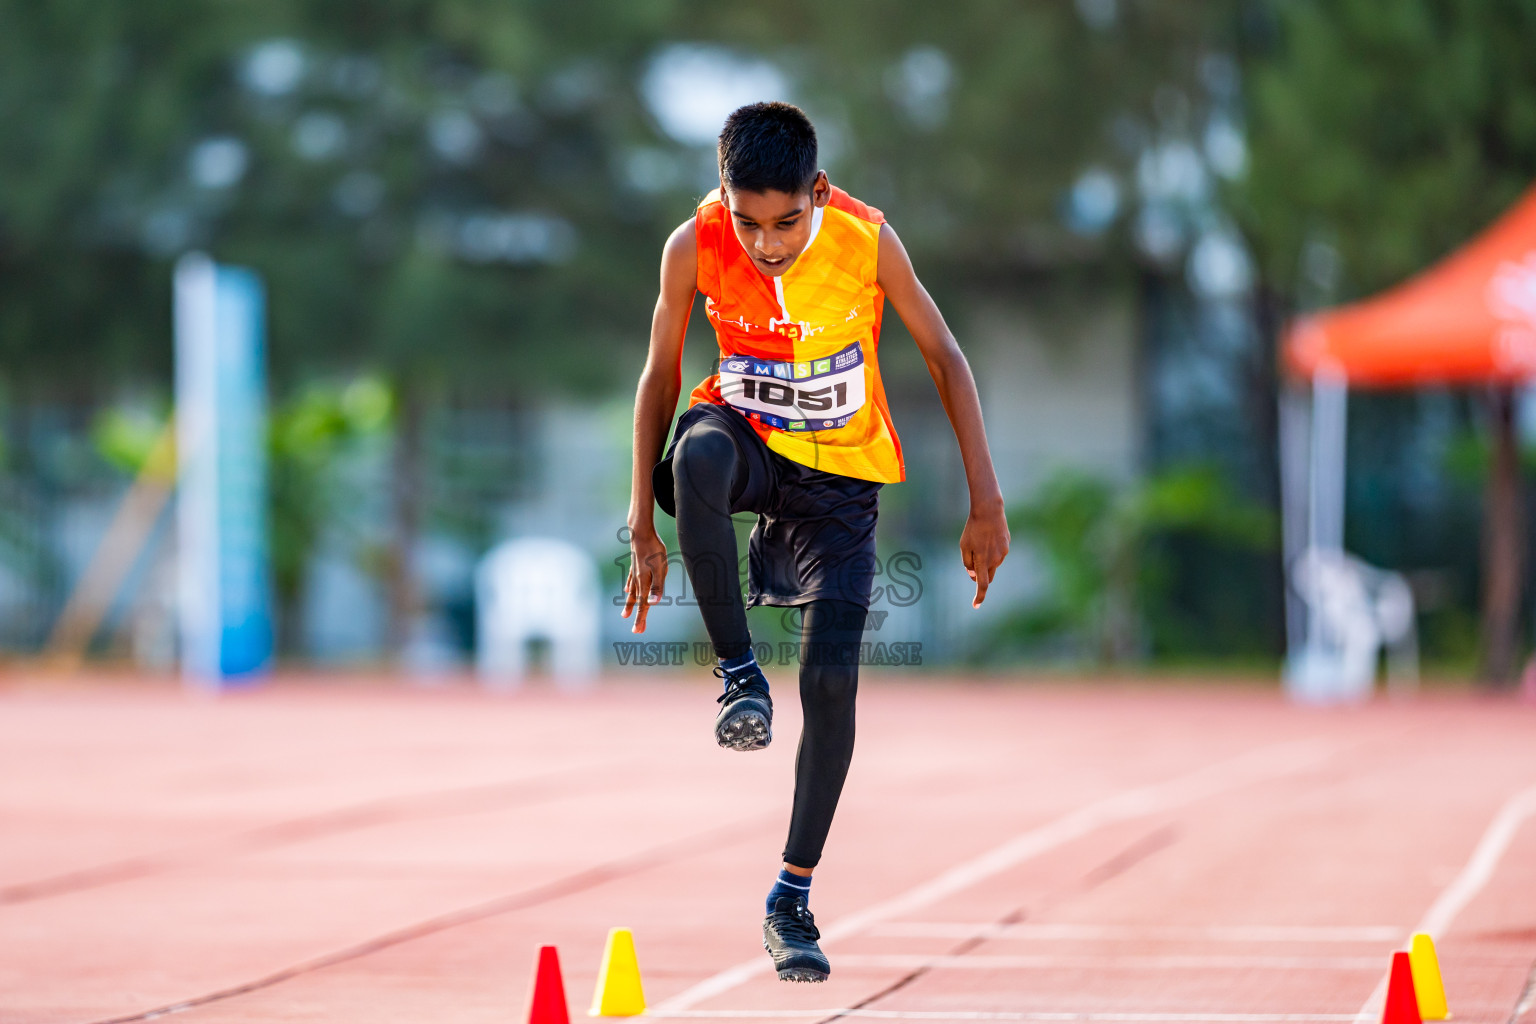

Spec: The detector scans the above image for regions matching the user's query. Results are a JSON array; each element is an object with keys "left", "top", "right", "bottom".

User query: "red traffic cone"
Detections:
[
  {"left": 1382, "top": 950, "right": 1423, "bottom": 1024},
  {"left": 527, "top": 945, "right": 571, "bottom": 1024}
]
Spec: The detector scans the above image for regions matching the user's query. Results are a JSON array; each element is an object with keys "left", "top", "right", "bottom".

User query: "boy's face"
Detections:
[{"left": 721, "top": 170, "right": 831, "bottom": 278}]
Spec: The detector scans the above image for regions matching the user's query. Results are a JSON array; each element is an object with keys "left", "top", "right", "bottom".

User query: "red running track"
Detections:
[{"left": 2, "top": 675, "right": 1536, "bottom": 1024}]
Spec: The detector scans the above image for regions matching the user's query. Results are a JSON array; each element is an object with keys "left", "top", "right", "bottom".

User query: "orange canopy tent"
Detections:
[
  {"left": 1286, "top": 186, "right": 1536, "bottom": 387},
  {"left": 1281, "top": 187, "right": 1536, "bottom": 687}
]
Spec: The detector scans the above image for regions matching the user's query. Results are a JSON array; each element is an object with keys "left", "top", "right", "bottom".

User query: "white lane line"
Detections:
[
  {"left": 1351, "top": 784, "right": 1536, "bottom": 1024},
  {"left": 834, "top": 954, "right": 1383, "bottom": 970},
  {"left": 869, "top": 923, "right": 1402, "bottom": 943},
  {"left": 1415, "top": 785, "right": 1536, "bottom": 939},
  {"left": 1512, "top": 966, "right": 1536, "bottom": 1024},
  {"left": 655, "top": 740, "right": 1333, "bottom": 1013},
  {"left": 650, "top": 1011, "right": 1359, "bottom": 1021}
]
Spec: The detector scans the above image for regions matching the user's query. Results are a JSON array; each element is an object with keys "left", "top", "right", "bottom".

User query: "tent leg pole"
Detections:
[
  {"left": 1279, "top": 384, "right": 1311, "bottom": 657},
  {"left": 1286, "top": 370, "right": 1347, "bottom": 701},
  {"left": 1480, "top": 385, "right": 1524, "bottom": 687},
  {"left": 1309, "top": 369, "right": 1348, "bottom": 556}
]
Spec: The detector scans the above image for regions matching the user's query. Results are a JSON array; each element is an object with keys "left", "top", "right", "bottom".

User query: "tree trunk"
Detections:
[
  {"left": 1479, "top": 386, "right": 1524, "bottom": 686},
  {"left": 386, "top": 383, "right": 425, "bottom": 660},
  {"left": 1249, "top": 281, "right": 1289, "bottom": 658}
]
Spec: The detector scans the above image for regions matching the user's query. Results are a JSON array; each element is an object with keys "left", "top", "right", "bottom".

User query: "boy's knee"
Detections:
[
  {"left": 673, "top": 425, "right": 736, "bottom": 481},
  {"left": 799, "top": 659, "right": 858, "bottom": 706},
  {"left": 672, "top": 427, "right": 739, "bottom": 515}
]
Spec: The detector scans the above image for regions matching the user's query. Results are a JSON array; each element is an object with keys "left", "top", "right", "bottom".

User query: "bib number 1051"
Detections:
[
  {"left": 717, "top": 343, "right": 867, "bottom": 430},
  {"left": 737, "top": 378, "right": 849, "bottom": 411}
]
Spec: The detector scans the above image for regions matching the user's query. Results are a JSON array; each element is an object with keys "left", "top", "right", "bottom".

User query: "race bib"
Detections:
[{"left": 717, "top": 342, "right": 866, "bottom": 432}]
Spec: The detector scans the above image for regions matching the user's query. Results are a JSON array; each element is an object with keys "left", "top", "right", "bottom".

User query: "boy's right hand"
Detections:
[{"left": 622, "top": 528, "right": 669, "bottom": 633}]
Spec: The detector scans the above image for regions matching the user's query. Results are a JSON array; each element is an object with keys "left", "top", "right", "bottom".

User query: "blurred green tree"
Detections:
[
  {"left": 268, "top": 376, "right": 393, "bottom": 652},
  {"left": 1, "top": 0, "right": 1237, "bottom": 386},
  {"left": 1237, "top": 0, "right": 1536, "bottom": 683},
  {"left": 684, "top": 1, "right": 1226, "bottom": 282},
  {"left": 997, "top": 465, "right": 1276, "bottom": 664},
  {"left": 1239, "top": 0, "right": 1536, "bottom": 296}
]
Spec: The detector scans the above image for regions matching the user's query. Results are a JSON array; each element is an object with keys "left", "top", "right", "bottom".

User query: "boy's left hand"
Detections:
[{"left": 961, "top": 505, "right": 1010, "bottom": 608}]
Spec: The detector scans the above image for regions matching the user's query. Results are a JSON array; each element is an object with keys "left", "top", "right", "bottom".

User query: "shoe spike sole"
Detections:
[{"left": 716, "top": 712, "right": 770, "bottom": 751}]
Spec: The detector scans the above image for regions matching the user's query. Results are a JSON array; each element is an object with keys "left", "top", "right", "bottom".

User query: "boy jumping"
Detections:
[{"left": 622, "top": 102, "right": 1009, "bottom": 982}]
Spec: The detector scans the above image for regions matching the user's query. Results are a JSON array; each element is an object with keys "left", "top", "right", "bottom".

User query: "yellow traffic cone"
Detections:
[
  {"left": 1408, "top": 932, "right": 1450, "bottom": 1020},
  {"left": 589, "top": 927, "right": 646, "bottom": 1017}
]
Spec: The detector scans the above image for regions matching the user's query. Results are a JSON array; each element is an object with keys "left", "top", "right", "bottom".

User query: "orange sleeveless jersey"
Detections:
[{"left": 689, "top": 186, "right": 905, "bottom": 483}]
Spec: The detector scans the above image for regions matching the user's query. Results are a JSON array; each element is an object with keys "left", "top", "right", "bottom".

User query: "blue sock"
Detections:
[
  {"left": 719, "top": 649, "right": 761, "bottom": 682},
  {"left": 767, "top": 867, "right": 811, "bottom": 913}
]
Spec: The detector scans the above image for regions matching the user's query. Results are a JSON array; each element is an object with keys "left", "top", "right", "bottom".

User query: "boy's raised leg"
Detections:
[{"left": 671, "top": 418, "right": 773, "bottom": 750}]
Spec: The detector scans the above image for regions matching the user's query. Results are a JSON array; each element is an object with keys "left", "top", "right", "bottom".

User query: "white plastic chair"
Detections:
[
  {"left": 475, "top": 538, "right": 600, "bottom": 688},
  {"left": 1286, "top": 546, "right": 1418, "bottom": 703}
]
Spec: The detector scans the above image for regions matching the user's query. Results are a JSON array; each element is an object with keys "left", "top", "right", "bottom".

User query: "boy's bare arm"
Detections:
[
  {"left": 622, "top": 218, "right": 697, "bottom": 633},
  {"left": 876, "top": 223, "right": 1010, "bottom": 607}
]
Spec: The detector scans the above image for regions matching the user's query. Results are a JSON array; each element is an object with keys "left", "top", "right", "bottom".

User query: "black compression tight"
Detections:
[
  {"left": 671, "top": 418, "right": 752, "bottom": 661},
  {"left": 781, "top": 599, "right": 865, "bottom": 869},
  {"left": 670, "top": 421, "right": 866, "bottom": 870}
]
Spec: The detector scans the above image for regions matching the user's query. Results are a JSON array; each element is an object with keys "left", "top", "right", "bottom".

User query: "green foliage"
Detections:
[
  {"left": 83, "top": 379, "right": 390, "bottom": 651},
  {"left": 271, "top": 376, "right": 392, "bottom": 467},
  {"left": 0, "top": 0, "right": 1234, "bottom": 399},
  {"left": 1441, "top": 428, "right": 1536, "bottom": 487},
  {"left": 91, "top": 404, "right": 169, "bottom": 474},
  {"left": 997, "top": 465, "right": 1277, "bottom": 663},
  {"left": 269, "top": 375, "right": 393, "bottom": 640},
  {"left": 0, "top": 0, "right": 686, "bottom": 395},
  {"left": 1012, "top": 472, "right": 1116, "bottom": 638},
  {"left": 1238, "top": 0, "right": 1536, "bottom": 297},
  {"left": 689, "top": 2, "right": 1221, "bottom": 276},
  {"left": 1137, "top": 465, "right": 1276, "bottom": 547}
]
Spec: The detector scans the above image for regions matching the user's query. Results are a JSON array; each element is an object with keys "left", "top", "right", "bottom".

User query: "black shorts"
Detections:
[{"left": 653, "top": 403, "right": 883, "bottom": 610}]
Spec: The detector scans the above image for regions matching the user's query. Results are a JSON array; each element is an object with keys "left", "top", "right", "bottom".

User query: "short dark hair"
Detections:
[{"left": 718, "top": 102, "right": 818, "bottom": 196}]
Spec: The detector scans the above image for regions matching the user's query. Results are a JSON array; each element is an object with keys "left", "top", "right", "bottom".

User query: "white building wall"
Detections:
[{"left": 970, "top": 295, "right": 1140, "bottom": 501}]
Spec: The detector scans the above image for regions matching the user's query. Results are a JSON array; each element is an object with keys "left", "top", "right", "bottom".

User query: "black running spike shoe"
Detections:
[
  {"left": 763, "top": 895, "right": 830, "bottom": 982},
  {"left": 713, "top": 664, "right": 773, "bottom": 751}
]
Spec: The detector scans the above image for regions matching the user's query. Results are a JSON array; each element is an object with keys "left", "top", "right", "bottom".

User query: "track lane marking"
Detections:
[
  {"left": 651, "top": 1012, "right": 1361, "bottom": 1021},
  {"left": 0, "top": 764, "right": 613, "bottom": 906},
  {"left": 80, "top": 814, "right": 777, "bottom": 1024},
  {"left": 1351, "top": 784, "right": 1536, "bottom": 1024},
  {"left": 655, "top": 740, "right": 1334, "bottom": 1013},
  {"left": 868, "top": 923, "right": 1402, "bottom": 943},
  {"left": 832, "top": 953, "right": 1384, "bottom": 970}
]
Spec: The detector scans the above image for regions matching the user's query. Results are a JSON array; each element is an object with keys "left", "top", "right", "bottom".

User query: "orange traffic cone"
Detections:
[
  {"left": 1382, "top": 950, "right": 1423, "bottom": 1024},
  {"left": 527, "top": 945, "right": 571, "bottom": 1024}
]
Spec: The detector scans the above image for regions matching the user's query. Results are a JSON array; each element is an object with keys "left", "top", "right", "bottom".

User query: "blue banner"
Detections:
[{"left": 175, "top": 254, "right": 273, "bottom": 683}]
